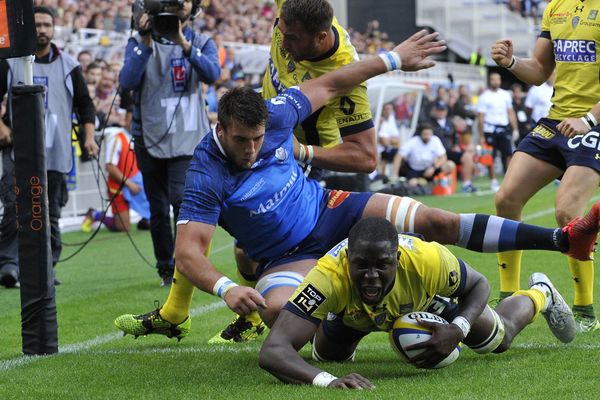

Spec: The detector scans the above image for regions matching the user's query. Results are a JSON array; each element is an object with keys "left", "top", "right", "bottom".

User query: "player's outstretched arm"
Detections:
[
  {"left": 175, "top": 221, "right": 266, "bottom": 315},
  {"left": 259, "top": 310, "right": 374, "bottom": 389},
  {"left": 299, "top": 29, "right": 446, "bottom": 114},
  {"left": 298, "top": 127, "right": 379, "bottom": 173},
  {"left": 491, "top": 38, "right": 554, "bottom": 86}
]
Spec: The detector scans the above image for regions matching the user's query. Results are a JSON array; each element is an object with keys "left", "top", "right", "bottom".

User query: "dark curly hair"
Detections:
[
  {"left": 218, "top": 87, "right": 269, "bottom": 131},
  {"left": 348, "top": 218, "right": 399, "bottom": 250},
  {"left": 281, "top": 0, "right": 334, "bottom": 35}
]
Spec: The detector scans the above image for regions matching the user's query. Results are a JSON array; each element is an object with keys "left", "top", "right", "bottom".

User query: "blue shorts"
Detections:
[
  {"left": 256, "top": 190, "right": 373, "bottom": 277},
  {"left": 517, "top": 118, "right": 600, "bottom": 174}
]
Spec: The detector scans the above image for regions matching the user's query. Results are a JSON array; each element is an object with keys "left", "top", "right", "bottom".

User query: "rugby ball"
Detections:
[{"left": 389, "top": 311, "right": 462, "bottom": 369}]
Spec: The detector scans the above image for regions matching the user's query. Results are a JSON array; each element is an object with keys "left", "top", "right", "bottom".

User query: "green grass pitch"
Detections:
[{"left": 1, "top": 184, "right": 598, "bottom": 399}]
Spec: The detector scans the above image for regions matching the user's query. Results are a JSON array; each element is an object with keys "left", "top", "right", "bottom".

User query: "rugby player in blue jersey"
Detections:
[{"left": 114, "top": 29, "right": 600, "bottom": 340}]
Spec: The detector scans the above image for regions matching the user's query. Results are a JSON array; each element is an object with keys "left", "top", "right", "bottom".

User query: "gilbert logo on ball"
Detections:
[{"left": 389, "top": 312, "right": 462, "bottom": 369}]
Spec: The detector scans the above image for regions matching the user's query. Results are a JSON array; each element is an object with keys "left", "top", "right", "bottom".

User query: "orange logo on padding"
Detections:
[
  {"left": 0, "top": 0, "right": 10, "bottom": 49},
  {"left": 327, "top": 190, "right": 350, "bottom": 208}
]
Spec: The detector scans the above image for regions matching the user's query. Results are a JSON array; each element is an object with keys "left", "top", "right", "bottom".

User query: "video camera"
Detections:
[{"left": 133, "top": 0, "right": 186, "bottom": 38}]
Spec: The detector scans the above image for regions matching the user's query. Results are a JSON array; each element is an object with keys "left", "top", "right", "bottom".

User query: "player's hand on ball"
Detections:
[
  {"left": 557, "top": 118, "right": 590, "bottom": 138},
  {"left": 329, "top": 373, "right": 375, "bottom": 390},
  {"left": 393, "top": 29, "right": 446, "bottom": 71},
  {"left": 491, "top": 39, "right": 514, "bottom": 68},
  {"left": 405, "top": 318, "right": 463, "bottom": 369},
  {"left": 223, "top": 286, "right": 267, "bottom": 316}
]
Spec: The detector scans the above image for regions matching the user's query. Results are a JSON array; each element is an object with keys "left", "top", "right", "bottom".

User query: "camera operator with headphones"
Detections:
[{"left": 120, "top": 0, "right": 220, "bottom": 286}]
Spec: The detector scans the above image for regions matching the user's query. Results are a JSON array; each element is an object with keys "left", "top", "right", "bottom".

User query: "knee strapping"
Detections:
[
  {"left": 386, "top": 196, "right": 421, "bottom": 233},
  {"left": 468, "top": 306, "right": 506, "bottom": 354},
  {"left": 255, "top": 271, "right": 305, "bottom": 296}
]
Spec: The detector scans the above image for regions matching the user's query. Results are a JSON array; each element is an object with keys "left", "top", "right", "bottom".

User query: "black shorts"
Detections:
[
  {"left": 399, "top": 163, "right": 439, "bottom": 181},
  {"left": 447, "top": 150, "right": 463, "bottom": 165},
  {"left": 484, "top": 126, "right": 514, "bottom": 160},
  {"left": 380, "top": 147, "right": 399, "bottom": 162},
  {"left": 517, "top": 118, "right": 600, "bottom": 174}
]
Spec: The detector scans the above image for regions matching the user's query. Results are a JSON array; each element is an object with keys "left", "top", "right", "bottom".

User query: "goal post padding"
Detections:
[{"left": 12, "top": 85, "right": 58, "bottom": 355}]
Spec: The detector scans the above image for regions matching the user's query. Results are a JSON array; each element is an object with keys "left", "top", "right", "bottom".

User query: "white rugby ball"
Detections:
[{"left": 389, "top": 311, "right": 462, "bottom": 369}]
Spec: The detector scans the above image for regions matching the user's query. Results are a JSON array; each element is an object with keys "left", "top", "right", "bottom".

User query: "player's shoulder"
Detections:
[
  {"left": 405, "top": 135, "right": 421, "bottom": 145},
  {"left": 547, "top": 0, "right": 571, "bottom": 11},
  {"left": 266, "top": 87, "right": 311, "bottom": 127},
  {"left": 188, "top": 132, "right": 230, "bottom": 182},
  {"left": 397, "top": 234, "right": 443, "bottom": 271},
  {"left": 323, "top": 238, "right": 349, "bottom": 264},
  {"left": 267, "top": 87, "right": 307, "bottom": 110},
  {"left": 330, "top": 20, "right": 360, "bottom": 66},
  {"left": 397, "top": 233, "right": 429, "bottom": 252}
]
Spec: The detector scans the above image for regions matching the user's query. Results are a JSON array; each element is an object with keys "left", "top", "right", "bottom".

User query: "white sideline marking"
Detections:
[
  {"left": 80, "top": 345, "right": 258, "bottom": 357},
  {"left": 0, "top": 301, "right": 226, "bottom": 373},
  {"left": 522, "top": 195, "right": 600, "bottom": 222},
  {"left": 44, "top": 341, "right": 600, "bottom": 359},
  {"left": 211, "top": 241, "right": 234, "bottom": 255}
]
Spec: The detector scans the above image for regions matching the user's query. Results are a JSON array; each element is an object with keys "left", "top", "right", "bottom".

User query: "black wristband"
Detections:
[
  {"left": 585, "top": 115, "right": 596, "bottom": 128},
  {"left": 505, "top": 56, "right": 516, "bottom": 70}
]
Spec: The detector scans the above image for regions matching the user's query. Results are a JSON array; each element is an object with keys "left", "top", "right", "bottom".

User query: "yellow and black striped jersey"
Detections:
[
  {"left": 262, "top": 0, "right": 374, "bottom": 147},
  {"left": 541, "top": 0, "right": 600, "bottom": 119},
  {"left": 285, "top": 234, "right": 465, "bottom": 333}
]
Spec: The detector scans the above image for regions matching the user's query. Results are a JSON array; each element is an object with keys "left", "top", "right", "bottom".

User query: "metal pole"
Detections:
[{"left": 20, "top": 55, "right": 34, "bottom": 85}]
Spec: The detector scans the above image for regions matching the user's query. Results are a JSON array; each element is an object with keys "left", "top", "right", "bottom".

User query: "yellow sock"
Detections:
[
  {"left": 237, "top": 269, "right": 257, "bottom": 289},
  {"left": 568, "top": 257, "right": 594, "bottom": 306},
  {"left": 244, "top": 310, "right": 263, "bottom": 326},
  {"left": 161, "top": 241, "right": 213, "bottom": 324},
  {"left": 513, "top": 288, "right": 546, "bottom": 322},
  {"left": 235, "top": 270, "right": 262, "bottom": 325},
  {"left": 498, "top": 250, "right": 523, "bottom": 294}
]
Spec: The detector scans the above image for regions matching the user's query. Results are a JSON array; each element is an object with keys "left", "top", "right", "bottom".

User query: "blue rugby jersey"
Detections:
[{"left": 178, "top": 88, "right": 326, "bottom": 260}]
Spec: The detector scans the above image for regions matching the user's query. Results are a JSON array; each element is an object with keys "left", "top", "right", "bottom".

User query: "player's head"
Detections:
[
  {"left": 33, "top": 6, "right": 55, "bottom": 50},
  {"left": 417, "top": 123, "right": 435, "bottom": 144},
  {"left": 488, "top": 72, "right": 502, "bottom": 90},
  {"left": 382, "top": 103, "right": 395, "bottom": 118},
  {"left": 347, "top": 218, "right": 400, "bottom": 305},
  {"left": 217, "top": 87, "right": 269, "bottom": 170},
  {"left": 431, "top": 100, "right": 448, "bottom": 119},
  {"left": 279, "top": 0, "right": 334, "bottom": 61}
]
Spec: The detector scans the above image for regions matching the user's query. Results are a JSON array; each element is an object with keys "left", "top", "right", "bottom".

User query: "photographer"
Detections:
[{"left": 120, "top": 0, "right": 220, "bottom": 286}]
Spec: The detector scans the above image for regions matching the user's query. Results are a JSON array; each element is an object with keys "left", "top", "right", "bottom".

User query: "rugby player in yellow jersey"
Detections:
[
  {"left": 491, "top": 0, "right": 600, "bottom": 332},
  {"left": 215, "top": 0, "right": 380, "bottom": 343},
  {"left": 263, "top": 0, "right": 376, "bottom": 176},
  {"left": 260, "top": 218, "right": 575, "bottom": 389}
]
